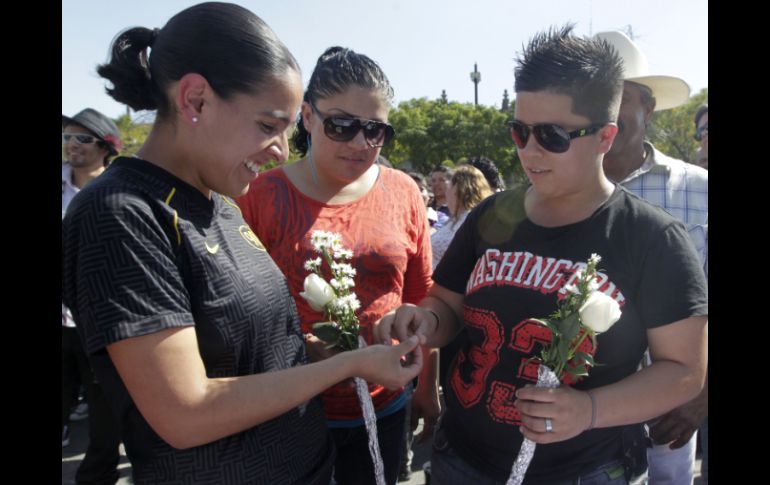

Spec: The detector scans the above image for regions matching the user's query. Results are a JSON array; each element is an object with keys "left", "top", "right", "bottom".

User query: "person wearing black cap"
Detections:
[{"left": 62, "top": 106, "right": 124, "bottom": 484}]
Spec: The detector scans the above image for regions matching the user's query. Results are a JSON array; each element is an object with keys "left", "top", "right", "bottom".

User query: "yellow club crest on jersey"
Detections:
[{"left": 239, "top": 225, "right": 266, "bottom": 251}]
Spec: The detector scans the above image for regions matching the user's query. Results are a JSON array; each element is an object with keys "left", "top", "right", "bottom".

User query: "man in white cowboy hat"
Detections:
[{"left": 595, "top": 31, "right": 708, "bottom": 485}]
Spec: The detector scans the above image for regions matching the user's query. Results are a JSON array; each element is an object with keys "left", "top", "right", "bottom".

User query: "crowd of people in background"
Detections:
[{"left": 62, "top": 4, "right": 707, "bottom": 485}]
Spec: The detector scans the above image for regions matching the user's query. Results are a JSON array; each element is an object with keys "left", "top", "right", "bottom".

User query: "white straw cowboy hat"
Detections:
[{"left": 593, "top": 31, "right": 690, "bottom": 111}]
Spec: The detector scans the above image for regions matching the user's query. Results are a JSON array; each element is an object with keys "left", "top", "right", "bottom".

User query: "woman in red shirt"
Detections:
[{"left": 238, "top": 46, "right": 438, "bottom": 485}]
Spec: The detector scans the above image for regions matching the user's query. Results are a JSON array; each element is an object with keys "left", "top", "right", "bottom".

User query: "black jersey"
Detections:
[
  {"left": 62, "top": 157, "right": 333, "bottom": 484},
  {"left": 433, "top": 186, "right": 707, "bottom": 483}
]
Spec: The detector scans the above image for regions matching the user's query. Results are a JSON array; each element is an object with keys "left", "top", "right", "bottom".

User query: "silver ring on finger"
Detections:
[{"left": 544, "top": 417, "right": 553, "bottom": 433}]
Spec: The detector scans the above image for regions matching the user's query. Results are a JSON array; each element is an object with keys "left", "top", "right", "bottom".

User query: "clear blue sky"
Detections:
[{"left": 62, "top": 0, "right": 708, "bottom": 120}]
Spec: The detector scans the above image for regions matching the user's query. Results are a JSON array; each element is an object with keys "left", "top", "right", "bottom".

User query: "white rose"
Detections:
[
  {"left": 299, "top": 274, "right": 336, "bottom": 312},
  {"left": 579, "top": 291, "right": 621, "bottom": 333}
]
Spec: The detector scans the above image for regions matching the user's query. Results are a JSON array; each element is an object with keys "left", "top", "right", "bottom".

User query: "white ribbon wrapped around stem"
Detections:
[
  {"left": 354, "top": 336, "right": 386, "bottom": 485},
  {"left": 506, "top": 364, "right": 560, "bottom": 485}
]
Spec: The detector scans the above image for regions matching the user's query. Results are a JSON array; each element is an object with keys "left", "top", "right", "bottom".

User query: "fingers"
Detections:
[
  {"left": 304, "top": 334, "right": 335, "bottom": 362},
  {"left": 376, "top": 304, "right": 432, "bottom": 345},
  {"left": 397, "top": 335, "right": 424, "bottom": 367},
  {"left": 648, "top": 415, "right": 678, "bottom": 445},
  {"left": 374, "top": 312, "right": 395, "bottom": 345},
  {"left": 669, "top": 428, "right": 696, "bottom": 449},
  {"left": 392, "top": 306, "right": 419, "bottom": 343},
  {"left": 516, "top": 386, "right": 593, "bottom": 443},
  {"left": 519, "top": 422, "right": 558, "bottom": 444},
  {"left": 515, "top": 385, "right": 558, "bottom": 404}
]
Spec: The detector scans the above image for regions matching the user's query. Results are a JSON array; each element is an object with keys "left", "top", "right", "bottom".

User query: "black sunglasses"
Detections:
[
  {"left": 507, "top": 120, "right": 605, "bottom": 154},
  {"left": 310, "top": 102, "right": 395, "bottom": 148},
  {"left": 694, "top": 122, "right": 708, "bottom": 141},
  {"left": 62, "top": 133, "right": 101, "bottom": 145}
]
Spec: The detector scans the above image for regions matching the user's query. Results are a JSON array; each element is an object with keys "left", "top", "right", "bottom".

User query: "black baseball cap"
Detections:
[{"left": 62, "top": 108, "right": 123, "bottom": 155}]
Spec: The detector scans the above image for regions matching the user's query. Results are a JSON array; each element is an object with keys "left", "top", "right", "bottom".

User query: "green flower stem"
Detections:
[{"left": 555, "top": 329, "right": 591, "bottom": 378}]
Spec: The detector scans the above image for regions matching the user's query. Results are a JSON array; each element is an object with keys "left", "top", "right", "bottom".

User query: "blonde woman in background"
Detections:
[{"left": 430, "top": 165, "right": 493, "bottom": 269}]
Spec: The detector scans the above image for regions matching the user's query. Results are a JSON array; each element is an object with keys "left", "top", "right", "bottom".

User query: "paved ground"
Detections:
[
  {"left": 62, "top": 415, "right": 702, "bottom": 485},
  {"left": 61, "top": 416, "right": 432, "bottom": 485}
]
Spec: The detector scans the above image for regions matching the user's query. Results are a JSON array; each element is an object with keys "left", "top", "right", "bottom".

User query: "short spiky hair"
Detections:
[{"left": 514, "top": 24, "right": 623, "bottom": 124}]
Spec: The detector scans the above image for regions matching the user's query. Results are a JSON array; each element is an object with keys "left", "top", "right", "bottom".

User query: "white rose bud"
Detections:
[
  {"left": 579, "top": 291, "right": 621, "bottom": 333},
  {"left": 299, "top": 274, "right": 336, "bottom": 312}
]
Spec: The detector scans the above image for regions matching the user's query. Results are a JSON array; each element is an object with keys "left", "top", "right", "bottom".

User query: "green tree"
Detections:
[
  {"left": 381, "top": 98, "right": 517, "bottom": 179},
  {"left": 648, "top": 88, "right": 708, "bottom": 163},
  {"left": 114, "top": 114, "right": 152, "bottom": 157}
]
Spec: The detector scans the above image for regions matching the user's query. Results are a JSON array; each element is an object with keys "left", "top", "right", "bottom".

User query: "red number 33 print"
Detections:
[{"left": 450, "top": 312, "right": 595, "bottom": 426}]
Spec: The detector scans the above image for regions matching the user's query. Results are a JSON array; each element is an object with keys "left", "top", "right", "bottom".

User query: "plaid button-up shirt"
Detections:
[{"left": 620, "top": 142, "right": 708, "bottom": 277}]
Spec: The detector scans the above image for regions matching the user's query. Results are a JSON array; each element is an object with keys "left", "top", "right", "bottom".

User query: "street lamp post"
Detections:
[{"left": 470, "top": 63, "right": 481, "bottom": 106}]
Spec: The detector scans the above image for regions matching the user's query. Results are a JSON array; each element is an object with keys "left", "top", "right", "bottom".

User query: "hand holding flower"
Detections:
[
  {"left": 507, "top": 254, "right": 621, "bottom": 485},
  {"left": 515, "top": 385, "right": 594, "bottom": 444}
]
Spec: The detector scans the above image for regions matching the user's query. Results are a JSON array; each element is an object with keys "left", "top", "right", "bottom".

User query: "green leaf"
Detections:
[
  {"left": 312, "top": 322, "right": 341, "bottom": 343},
  {"left": 559, "top": 313, "right": 581, "bottom": 341},
  {"left": 575, "top": 352, "right": 595, "bottom": 366},
  {"left": 570, "top": 367, "right": 589, "bottom": 377}
]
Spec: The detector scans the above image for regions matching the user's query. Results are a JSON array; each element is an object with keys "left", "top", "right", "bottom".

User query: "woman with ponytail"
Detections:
[{"left": 62, "top": 4, "right": 423, "bottom": 484}]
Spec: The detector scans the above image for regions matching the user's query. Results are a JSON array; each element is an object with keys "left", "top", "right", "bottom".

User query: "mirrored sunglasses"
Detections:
[
  {"left": 62, "top": 133, "right": 100, "bottom": 145},
  {"left": 507, "top": 120, "right": 604, "bottom": 154}
]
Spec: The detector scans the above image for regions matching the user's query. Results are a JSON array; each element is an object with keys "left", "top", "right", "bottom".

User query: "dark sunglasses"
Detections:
[
  {"left": 62, "top": 133, "right": 100, "bottom": 145},
  {"left": 507, "top": 120, "right": 605, "bottom": 154},
  {"left": 694, "top": 122, "right": 708, "bottom": 141},
  {"left": 310, "top": 103, "right": 395, "bottom": 148}
]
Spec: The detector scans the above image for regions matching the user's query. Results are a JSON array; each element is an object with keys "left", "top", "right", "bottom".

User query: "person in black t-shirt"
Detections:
[
  {"left": 61, "top": 4, "right": 423, "bottom": 485},
  {"left": 376, "top": 25, "right": 707, "bottom": 485}
]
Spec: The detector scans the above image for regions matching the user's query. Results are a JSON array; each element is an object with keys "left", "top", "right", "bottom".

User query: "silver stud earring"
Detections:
[{"left": 192, "top": 116, "right": 199, "bottom": 123}]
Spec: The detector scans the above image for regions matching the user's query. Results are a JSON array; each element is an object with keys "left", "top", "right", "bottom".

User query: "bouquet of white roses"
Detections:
[
  {"left": 299, "top": 230, "right": 386, "bottom": 485},
  {"left": 507, "top": 253, "right": 621, "bottom": 485}
]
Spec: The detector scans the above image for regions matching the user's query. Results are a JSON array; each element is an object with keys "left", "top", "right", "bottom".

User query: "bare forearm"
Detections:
[
  {"left": 158, "top": 352, "right": 359, "bottom": 448},
  {"left": 421, "top": 295, "right": 462, "bottom": 348},
  {"left": 416, "top": 346, "right": 439, "bottom": 395},
  {"left": 589, "top": 360, "right": 706, "bottom": 430}
]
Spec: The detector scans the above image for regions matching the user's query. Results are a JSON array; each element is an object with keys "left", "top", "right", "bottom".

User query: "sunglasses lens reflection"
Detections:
[
  {"left": 324, "top": 118, "right": 393, "bottom": 147},
  {"left": 62, "top": 133, "right": 98, "bottom": 144},
  {"left": 534, "top": 125, "right": 570, "bottom": 153}
]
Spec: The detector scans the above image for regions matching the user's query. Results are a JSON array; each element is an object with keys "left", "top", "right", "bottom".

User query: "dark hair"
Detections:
[
  {"left": 514, "top": 24, "right": 624, "bottom": 124},
  {"left": 406, "top": 171, "right": 427, "bottom": 190},
  {"left": 97, "top": 2, "right": 299, "bottom": 119},
  {"left": 292, "top": 46, "right": 394, "bottom": 155},
  {"left": 694, "top": 104, "right": 708, "bottom": 127},
  {"left": 467, "top": 156, "right": 505, "bottom": 191},
  {"left": 430, "top": 165, "right": 454, "bottom": 178}
]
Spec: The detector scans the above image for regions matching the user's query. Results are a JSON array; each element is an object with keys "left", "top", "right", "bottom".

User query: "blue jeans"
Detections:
[
  {"left": 431, "top": 424, "right": 628, "bottom": 485},
  {"left": 330, "top": 407, "right": 406, "bottom": 485},
  {"left": 645, "top": 431, "right": 696, "bottom": 485}
]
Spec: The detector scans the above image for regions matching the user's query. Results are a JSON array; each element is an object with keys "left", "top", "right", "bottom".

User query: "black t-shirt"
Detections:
[
  {"left": 433, "top": 185, "right": 708, "bottom": 483},
  {"left": 62, "top": 157, "right": 334, "bottom": 485}
]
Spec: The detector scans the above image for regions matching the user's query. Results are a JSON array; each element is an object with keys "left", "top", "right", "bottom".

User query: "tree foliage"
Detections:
[
  {"left": 114, "top": 114, "right": 152, "bottom": 157},
  {"left": 381, "top": 98, "right": 517, "bottom": 177},
  {"left": 648, "top": 88, "right": 708, "bottom": 163},
  {"left": 107, "top": 88, "right": 707, "bottom": 179}
]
